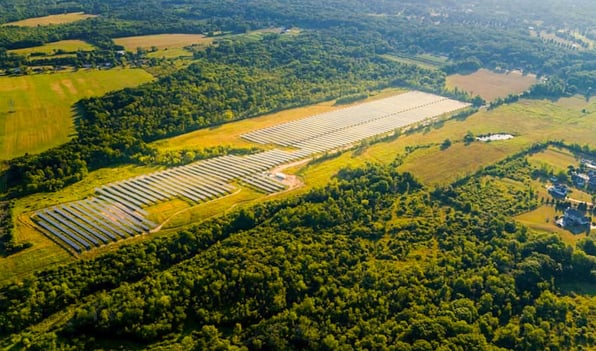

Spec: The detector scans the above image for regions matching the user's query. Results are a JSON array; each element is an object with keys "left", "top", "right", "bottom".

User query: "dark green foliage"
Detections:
[{"left": 1, "top": 163, "right": 596, "bottom": 350}]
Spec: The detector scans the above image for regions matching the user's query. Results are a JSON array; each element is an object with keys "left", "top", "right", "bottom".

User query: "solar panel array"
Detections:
[
  {"left": 32, "top": 91, "right": 470, "bottom": 253},
  {"left": 241, "top": 91, "right": 470, "bottom": 151}
]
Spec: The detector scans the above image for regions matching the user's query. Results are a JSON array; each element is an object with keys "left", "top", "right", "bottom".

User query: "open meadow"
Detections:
[
  {"left": 1, "top": 12, "right": 96, "bottom": 27},
  {"left": 446, "top": 68, "right": 537, "bottom": 101},
  {"left": 114, "top": 34, "right": 214, "bottom": 58},
  {"left": 380, "top": 53, "right": 447, "bottom": 70},
  {"left": 0, "top": 68, "right": 154, "bottom": 160},
  {"left": 8, "top": 40, "right": 95, "bottom": 56}
]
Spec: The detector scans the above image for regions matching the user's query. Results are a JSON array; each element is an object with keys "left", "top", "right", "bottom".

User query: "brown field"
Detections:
[
  {"left": 446, "top": 69, "right": 537, "bottom": 101},
  {"left": 2, "top": 12, "right": 96, "bottom": 27},
  {"left": 113, "top": 34, "right": 214, "bottom": 52}
]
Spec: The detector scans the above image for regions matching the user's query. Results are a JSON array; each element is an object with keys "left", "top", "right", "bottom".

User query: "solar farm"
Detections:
[{"left": 32, "top": 91, "right": 470, "bottom": 253}]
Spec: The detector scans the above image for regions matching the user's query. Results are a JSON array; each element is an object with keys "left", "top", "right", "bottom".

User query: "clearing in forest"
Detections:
[
  {"left": 446, "top": 68, "right": 537, "bottom": 101},
  {"left": 2, "top": 12, "right": 97, "bottom": 27},
  {"left": 114, "top": 34, "right": 214, "bottom": 52},
  {"left": 8, "top": 40, "right": 95, "bottom": 56},
  {"left": 0, "top": 68, "right": 154, "bottom": 160}
]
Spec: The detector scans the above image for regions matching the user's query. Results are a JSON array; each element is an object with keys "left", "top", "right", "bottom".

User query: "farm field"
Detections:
[
  {"left": 1, "top": 12, "right": 96, "bottom": 27},
  {"left": 0, "top": 68, "right": 154, "bottom": 160},
  {"left": 114, "top": 34, "right": 214, "bottom": 55},
  {"left": 446, "top": 68, "right": 537, "bottom": 101},
  {"left": 8, "top": 40, "right": 95, "bottom": 56}
]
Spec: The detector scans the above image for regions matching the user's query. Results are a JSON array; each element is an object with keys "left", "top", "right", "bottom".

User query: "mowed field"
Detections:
[
  {"left": 2, "top": 12, "right": 96, "bottom": 27},
  {"left": 0, "top": 68, "right": 154, "bottom": 160},
  {"left": 114, "top": 34, "right": 214, "bottom": 57},
  {"left": 446, "top": 68, "right": 537, "bottom": 101},
  {"left": 8, "top": 40, "right": 95, "bottom": 56}
]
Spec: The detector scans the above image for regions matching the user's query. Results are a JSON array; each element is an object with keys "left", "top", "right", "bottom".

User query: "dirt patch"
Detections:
[
  {"left": 271, "top": 158, "right": 311, "bottom": 190},
  {"left": 447, "top": 69, "right": 537, "bottom": 101}
]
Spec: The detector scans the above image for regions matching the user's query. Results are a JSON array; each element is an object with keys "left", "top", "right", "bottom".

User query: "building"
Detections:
[
  {"left": 588, "top": 171, "right": 596, "bottom": 191},
  {"left": 572, "top": 173, "right": 590, "bottom": 188},
  {"left": 549, "top": 184, "right": 568, "bottom": 198},
  {"left": 562, "top": 207, "right": 590, "bottom": 228}
]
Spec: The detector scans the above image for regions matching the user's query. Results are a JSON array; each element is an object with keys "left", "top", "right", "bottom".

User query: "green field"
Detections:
[
  {"left": 381, "top": 53, "right": 447, "bottom": 69},
  {"left": 0, "top": 68, "right": 154, "bottom": 160},
  {"left": 2, "top": 12, "right": 96, "bottom": 27},
  {"left": 8, "top": 40, "right": 95, "bottom": 56}
]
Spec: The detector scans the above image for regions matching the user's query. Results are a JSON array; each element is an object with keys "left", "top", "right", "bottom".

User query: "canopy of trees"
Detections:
[{"left": 1, "top": 155, "right": 596, "bottom": 349}]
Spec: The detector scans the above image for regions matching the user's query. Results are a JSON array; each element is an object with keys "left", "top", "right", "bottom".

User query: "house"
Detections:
[
  {"left": 588, "top": 171, "right": 596, "bottom": 190},
  {"left": 549, "top": 184, "right": 568, "bottom": 198},
  {"left": 573, "top": 173, "right": 590, "bottom": 188},
  {"left": 562, "top": 207, "right": 590, "bottom": 228}
]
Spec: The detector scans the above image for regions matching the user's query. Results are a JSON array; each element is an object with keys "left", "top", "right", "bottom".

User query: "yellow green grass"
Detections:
[
  {"left": 446, "top": 69, "right": 537, "bottom": 101},
  {"left": 8, "top": 40, "right": 95, "bottom": 56},
  {"left": 515, "top": 205, "right": 592, "bottom": 245},
  {"left": 2, "top": 12, "right": 96, "bottom": 27},
  {"left": 0, "top": 68, "right": 154, "bottom": 160},
  {"left": 114, "top": 34, "right": 214, "bottom": 57},
  {"left": 380, "top": 53, "right": 446, "bottom": 70},
  {"left": 528, "top": 147, "right": 577, "bottom": 171}
]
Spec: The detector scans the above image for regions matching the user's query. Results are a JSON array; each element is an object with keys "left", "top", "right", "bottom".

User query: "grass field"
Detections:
[
  {"left": 515, "top": 205, "right": 588, "bottom": 245},
  {"left": 8, "top": 40, "right": 95, "bottom": 56},
  {"left": 0, "top": 68, "right": 154, "bottom": 160},
  {"left": 528, "top": 147, "right": 577, "bottom": 171},
  {"left": 446, "top": 69, "right": 537, "bottom": 101},
  {"left": 2, "top": 12, "right": 96, "bottom": 27},
  {"left": 114, "top": 34, "right": 214, "bottom": 56},
  {"left": 381, "top": 53, "right": 447, "bottom": 70}
]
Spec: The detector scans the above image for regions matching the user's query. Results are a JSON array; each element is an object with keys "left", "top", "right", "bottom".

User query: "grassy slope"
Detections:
[{"left": 0, "top": 68, "right": 154, "bottom": 160}]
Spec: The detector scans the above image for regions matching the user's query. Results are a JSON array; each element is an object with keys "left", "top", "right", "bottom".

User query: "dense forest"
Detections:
[{"left": 2, "top": 154, "right": 596, "bottom": 349}]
